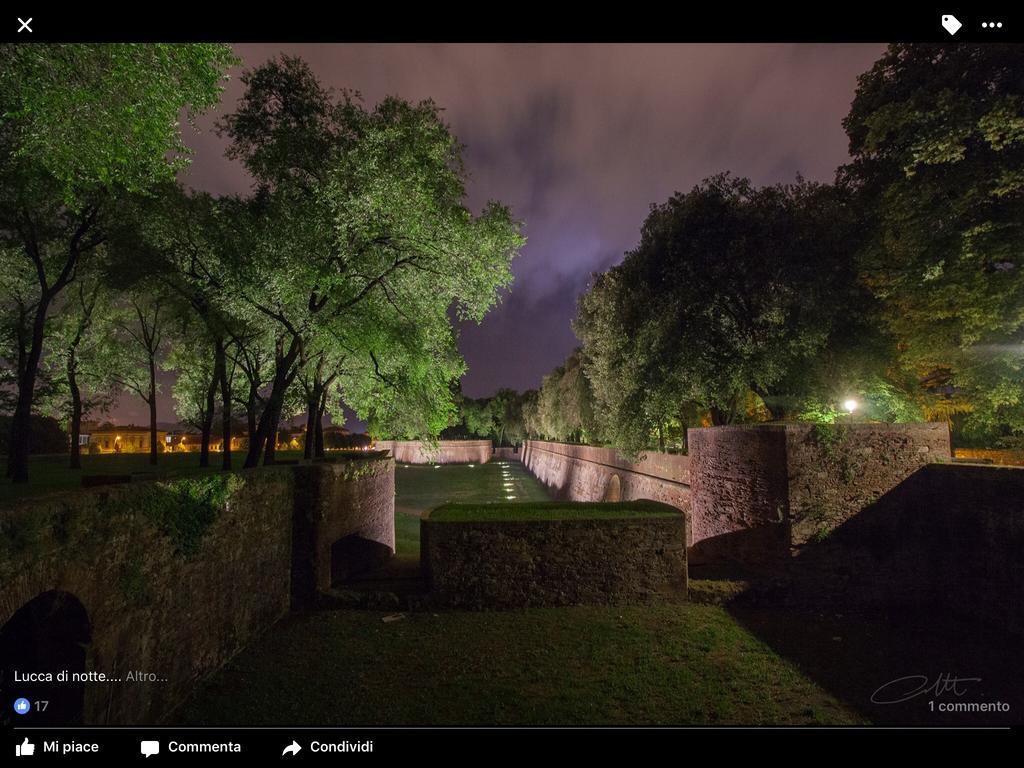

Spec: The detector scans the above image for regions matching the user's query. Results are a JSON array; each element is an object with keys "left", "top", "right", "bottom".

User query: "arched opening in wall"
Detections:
[
  {"left": 330, "top": 534, "right": 393, "bottom": 585},
  {"left": 0, "top": 591, "right": 91, "bottom": 727},
  {"left": 604, "top": 474, "right": 622, "bottom": 502}
]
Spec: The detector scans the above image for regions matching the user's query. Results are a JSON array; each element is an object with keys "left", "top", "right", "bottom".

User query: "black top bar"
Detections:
[{"left": 2, "top": 8, "right": 1023, "bottom": 44}]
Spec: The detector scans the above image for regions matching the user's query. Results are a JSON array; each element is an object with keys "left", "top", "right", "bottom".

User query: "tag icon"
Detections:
[{"left": 941, "top": 14, "right": 962, "bottom": 35}]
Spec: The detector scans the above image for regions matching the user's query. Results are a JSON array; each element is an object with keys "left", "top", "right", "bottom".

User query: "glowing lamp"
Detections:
[{"left": 843, "top": 398, "right": 858, "bottom": 413}]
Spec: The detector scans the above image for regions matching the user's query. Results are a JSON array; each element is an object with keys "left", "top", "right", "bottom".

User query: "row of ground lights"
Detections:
[{"left": 501, "top": 461, "right": 516, "bottom": 500}]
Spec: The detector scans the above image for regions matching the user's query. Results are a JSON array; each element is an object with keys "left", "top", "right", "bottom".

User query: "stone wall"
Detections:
[
  {"left": 291, "top": 453, "right": 395, "bottom": 602},
  {"left": 422, "top": 505, "right": 687, "bottom": 609},
  {"left": 790, "top": 463, "right": 1024, "bottom": 636},
  {"left": 520, "top": 441, "right": 690, "bottom": 531},
  {"left": 493, "top": 446, "right": 519, "bottom": 460},
  {"left": 687, "top": 423, "right": 951, "bottom": 563},
  {"left": 377, "top": 439, "right": 493, "bottom": 465},
  {"left": 0, "top": 456, "right": 395, "bottom": 725}
]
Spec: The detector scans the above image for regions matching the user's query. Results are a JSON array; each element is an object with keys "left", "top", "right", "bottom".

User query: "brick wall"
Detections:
[
  {"left": 0, "top": 456, "right": 394, "bottom": 725},
  {"left": 687, "top": 422, "right": 951, "bottom": 563},
  {"left": 791, "top": 463, "right": 1024, "bottom": 636},
  {"left": 377, "top": 439, "right": 493, "bottom": 464},
  {"left": 520, "top": 441, "right": 690, "bottom": 529},
  {"left": 422, "top": 506, "right": 687, "bottom": 609}
]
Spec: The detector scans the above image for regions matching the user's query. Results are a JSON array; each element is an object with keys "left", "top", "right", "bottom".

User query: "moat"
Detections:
[{"left": 393, "top": 459, "right": 551, "bottom": 558}]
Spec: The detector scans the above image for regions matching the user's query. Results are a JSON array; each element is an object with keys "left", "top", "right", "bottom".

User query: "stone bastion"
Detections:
[{"left": 421, "top": 501, "right": 688, "bottom": 609}]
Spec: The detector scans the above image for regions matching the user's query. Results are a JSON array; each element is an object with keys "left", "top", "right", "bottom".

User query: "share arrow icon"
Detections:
[{"left": 282, "top": 740, "right": 302, "bottom": 757}]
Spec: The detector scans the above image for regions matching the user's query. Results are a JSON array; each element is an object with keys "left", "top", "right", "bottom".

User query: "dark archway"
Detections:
[
  {"left": 330, "top": 534, "right": 393, "bottom": 585},
  {"left": 0, "top": 591, "right": 91, "bottom": 727}
]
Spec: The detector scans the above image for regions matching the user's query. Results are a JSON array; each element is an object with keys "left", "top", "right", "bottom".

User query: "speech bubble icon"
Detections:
[{"left": 140, "top": 741, "right": 160, "bottom": 758}]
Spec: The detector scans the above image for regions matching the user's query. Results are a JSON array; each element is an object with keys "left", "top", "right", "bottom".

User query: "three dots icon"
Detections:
[{"left": 981, "top": 21, "right": 1003, "bottom": 29}]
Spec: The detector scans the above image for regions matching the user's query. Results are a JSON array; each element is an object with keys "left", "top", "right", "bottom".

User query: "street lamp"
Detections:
[{"left": 843, "top": 398, "right": 858, "bottom": 414}]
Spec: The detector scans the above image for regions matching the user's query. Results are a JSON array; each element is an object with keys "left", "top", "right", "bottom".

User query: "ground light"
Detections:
[{"left": 843, "top": 398, "right": 859, "bottom": 413}]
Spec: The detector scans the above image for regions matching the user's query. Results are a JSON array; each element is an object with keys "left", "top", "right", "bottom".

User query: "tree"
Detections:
[
  {"left": 490, "top": 388, "right": 528, "bottom": 446},
  {"left": 216, "top": 56, "right": 523, "bottom": 465},
  {"left": 532, "top": 351, "right": 597, "bottom": 443},
  {"left": 113, "top": 183, "right": 247, "bottom": 469},
  {"left": 167, "top": 320, "right": 220, "bottom": 466},
  {"left": 576, "top": 174, "right": 895, "bottom": 451},
  {"left": 844, "top": 43, "right": 1024, "bottom": 441},
  {"left": 38, "top": 280, "right": 121, "bottom": 468},
  {"left": 111, "top": 295, "right": 167, "bottom": 465},
  {"left": 461, "top": 397, "right": 495, "bottom": 438},
  {"left": 0, "top": 43, "right": 235, "bottom": 481},
  {"left": 521, "top": 389, "right": 542, "bottom": 439},
  {"left": 297, "top": 345, "right": 345, "bottom": 459}
]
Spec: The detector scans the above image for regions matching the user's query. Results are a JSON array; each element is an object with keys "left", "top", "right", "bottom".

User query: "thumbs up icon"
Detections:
[{"left": 16, "top": 738, "right": 35, "bottom": 756}]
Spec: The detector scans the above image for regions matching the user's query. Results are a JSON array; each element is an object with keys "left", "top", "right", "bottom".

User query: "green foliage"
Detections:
[
  {"left": 0, "top": 43, "right": 237, "bottom": 204},
  {"left": 812, "top": 423, "right": 849, "bottom": 459},
  {"left": 844, "top": 44, "right": 1024, "bottom": 444},
  {"left": 0, "top": 43, "right": 237, "bottom": 482},
  {"left": 138, "top": 474, "right": 244, "bottom": 557},
  {"left": 575, "top": 174, "right": 894, "bottom": 452},
  {"left": 0, "top": 509, "right": 47, "bottom": 561},
  {"left": 209, "top": 56, "right": 524, "bottom": 446},
  {"left": 118, "top": 553, "right": 151, "bottom": 606},
  {"left": 36, "top": 280, "right": 122, "bottom": 430},
  {"left": 528, "top": 350, "right": 599, "bottom": 444}
]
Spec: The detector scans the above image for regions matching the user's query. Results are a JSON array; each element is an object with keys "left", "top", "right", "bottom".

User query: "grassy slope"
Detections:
[
  {"left": 393, "top": 459, "right": 551, "bottom": 555},
  {"left": 0, "top": 451, "right": 310, "bottom": 504},
  {"left": 178, "top": 461, "right": 865, "bottom": 726},
  {"left": 179, "top": 601, "right": 864, "bottom": 726}
]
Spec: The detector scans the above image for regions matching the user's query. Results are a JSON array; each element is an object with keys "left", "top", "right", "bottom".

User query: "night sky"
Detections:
[{"left": 113, "top": 43, "right": 885, "bottom": 428}]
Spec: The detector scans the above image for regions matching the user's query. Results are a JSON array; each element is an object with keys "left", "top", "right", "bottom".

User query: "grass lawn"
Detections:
[
  {"left": 428, "top": 500, "right": 681, "bottom": 521},
  {"left": 173, "top": 462, "right": 859, "bottom": 726},
  {"left": 177, "top": 600, "right": 865, "bottom": 726},
  {"left": 393, "top": 460, "right": 550, "bottom": 556},
  {"left": 0, "top": 451, "right": 310, "bottom": 504}
]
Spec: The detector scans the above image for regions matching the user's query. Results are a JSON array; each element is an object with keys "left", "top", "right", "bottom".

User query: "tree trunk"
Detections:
[
  {"left": 67, "top": 350, "right": 82, "bottom": 470},
  {"left": 709, "top": 406, "right": 729, "bottom": 426},
  {"left": 303, "top": 394, "right": 316, "bottom": 460},
  {"left": 6, "top": 298, "right": 50, "bottom": 482},
  {"left": 148, "top": 358, "right": 158, "bottom": 466},
  {"left": 199, "top": 364, "right": 217, "bottom": 468},
  {"left": 68, "top": 353, "right": 82, "bottom": 471},
  {"left": 315, "top": 392, "right": 326, "bottom": 458},
  {"left": 245, "top": 339, "right": 299, "bottom": 468},
  {"left": 263, "top": 401, "right": 280, "bottom": 465},
  {"left": 244, "top": 388, "right": 258, "bottom": 464},
  {"left": 243, "top": 409, "right": 267, "bottom": 468},
  {"left": 216, "top": 340, "right": 232, "bottom": 472}
]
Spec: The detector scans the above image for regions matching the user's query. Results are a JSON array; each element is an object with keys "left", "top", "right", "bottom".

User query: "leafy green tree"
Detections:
[
  {"left": 297, "top": 345, "right": 346, "bottom": 459},
  {"left": 576, "top": 174, "right": 897, "bottom": 451},
  {"left": 530, "top": 351, "right": 598, "bottom": 443},
  {"left": 490, "top": 388, "right": 528, "bottom": 446},
  {"left": 0, "top": 43, "right": 235, "bottom": 481},
  {"left": 844, "top": 43, "right": 1024, "bottom": 442},
  {"left": 461, "top": 397, "right": 495, "bottom": 438},
  {"left": 37, "top": 280, "right": 121, "bottom": 468},
  {"left": 111, "top": 295, "right": 168, "bottom": 465},
  {"left": 167, "top": 319, "right": 223, "bottom": 467},
  {"left": 521, "top": 389, "right": 542, "bottom": 439},
  {"left": 112, "top": 183, "right": 248, "bottom": 469},
  {"left": 217, "top": 56, "right": 523, "bottom": 465}
]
